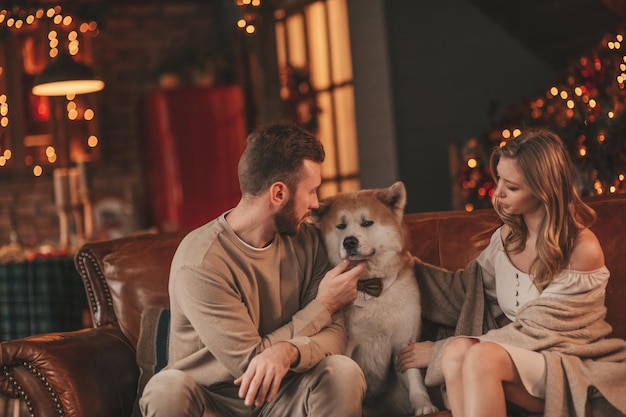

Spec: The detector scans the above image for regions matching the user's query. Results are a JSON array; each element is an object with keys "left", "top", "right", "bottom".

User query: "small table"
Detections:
[{"left": 0, "top": 256, "right": 87, "bottom": 341}]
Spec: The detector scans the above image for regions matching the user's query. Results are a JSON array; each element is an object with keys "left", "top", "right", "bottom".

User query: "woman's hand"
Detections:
[{"left": 396, "top": 340, "right": 433, "bottom": 372}]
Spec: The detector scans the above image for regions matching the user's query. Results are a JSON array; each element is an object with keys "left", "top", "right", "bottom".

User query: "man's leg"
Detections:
[
  {"left": 261, "top": 355, "right": 366, "bottom": 417},
  {"left": 140, "top": 369, "right": 249, "bottom": 417}
]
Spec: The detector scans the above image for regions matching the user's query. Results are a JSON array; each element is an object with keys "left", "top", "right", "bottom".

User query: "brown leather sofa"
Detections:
[{"left": 1, "top": 193, "right": 625, "bottom": 417}]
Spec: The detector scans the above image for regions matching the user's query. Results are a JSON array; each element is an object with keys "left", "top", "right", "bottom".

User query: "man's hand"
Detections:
[
  {"left": 234, "top": 342, "right": 299, "bottom": 407},
  {"left": 316, "top": 260, "right": 366, "bottom": 314}
]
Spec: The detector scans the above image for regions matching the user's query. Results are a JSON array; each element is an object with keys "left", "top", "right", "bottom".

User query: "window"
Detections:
[{"left": 274, "top": 0, "right": 360, "bottom": 197}]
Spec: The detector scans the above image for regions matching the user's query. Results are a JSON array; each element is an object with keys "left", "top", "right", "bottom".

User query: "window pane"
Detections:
[
  {"left": 339, "top": 178, "right": 360, "bottom": 192},
  {"left": 286, "top": 13, "right": 306, "bottom": 68},
  {"left": 305, "top": 2, "right": 330, "bottom": 91},
  {"left": 334, "top": 85, "right": 359, "bottom": 177},
  {"left": 317, "top": 91, "right": 337, "bottom": 181},
  {"left": 275, "top": 22, "right": 289, "bottom": 100},
  {"left": 319, "top": 181, "right": 338, "bottom": 198},
  {"left": 327, "top": 0, "right": 352, "bottom": 84}
]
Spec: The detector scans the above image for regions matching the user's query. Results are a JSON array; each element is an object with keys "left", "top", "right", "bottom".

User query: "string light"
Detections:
[
  {"left": 236, "top": 0, "right": 261, "bottom": 35},
  {"left": 0, "top": 4, "right": 101, "bottom": 176},
  {"left": 458, "top": 29, "right": 626, "bottom": 211}
]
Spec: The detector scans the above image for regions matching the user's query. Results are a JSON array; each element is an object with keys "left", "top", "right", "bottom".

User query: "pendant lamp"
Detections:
[{"left": 32, "top": 52, "right": 104, "bottom": 96}]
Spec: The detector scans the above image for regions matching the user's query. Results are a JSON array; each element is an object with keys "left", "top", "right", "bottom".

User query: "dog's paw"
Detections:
[{"left": 413, "top": 404, "right": 439, "bottom": 416}]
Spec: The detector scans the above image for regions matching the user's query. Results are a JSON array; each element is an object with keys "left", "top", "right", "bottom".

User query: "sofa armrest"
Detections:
[{"left": 0, "top": 325, "right": 139, "bottom": 417}]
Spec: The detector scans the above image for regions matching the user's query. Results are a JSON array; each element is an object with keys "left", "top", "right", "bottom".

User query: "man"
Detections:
[{"left": 140, "top": 123, "right": 366, "bottom": 417}]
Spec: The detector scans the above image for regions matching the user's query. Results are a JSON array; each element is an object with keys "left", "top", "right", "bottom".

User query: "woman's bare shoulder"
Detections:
[{"left": 568, "top": 228, "right": 605, "bottom": 271}]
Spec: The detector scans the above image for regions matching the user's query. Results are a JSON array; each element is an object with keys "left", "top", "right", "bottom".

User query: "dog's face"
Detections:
[{"left": 311, "top": 181, "right": 408, "bottom": 276}]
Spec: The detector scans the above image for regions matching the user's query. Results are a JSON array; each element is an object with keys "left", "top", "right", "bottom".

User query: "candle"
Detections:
[{"left": 53, "top": 168, "right": 71, "bottom": 208}]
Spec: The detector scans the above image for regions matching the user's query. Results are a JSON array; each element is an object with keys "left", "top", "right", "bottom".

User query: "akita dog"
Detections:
[{"left": 311, "top": 181, "right": 437, "bottom": 416}]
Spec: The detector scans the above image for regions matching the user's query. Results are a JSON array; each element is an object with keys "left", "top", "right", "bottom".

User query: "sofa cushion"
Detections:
[{"left": 132, "top": 307, "right": 171, "bottom": 417}]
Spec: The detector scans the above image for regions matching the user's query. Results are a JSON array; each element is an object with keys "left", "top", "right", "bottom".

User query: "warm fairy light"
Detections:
[
  {"left": 62, "top": 15, "right": 72, "bottom": 26},
  {"left": 610, "top": 185, "right": 616, "bottom": 193},
  {"left": 237, "top": 19, "right": 246, "bottom": 28},
  {"left": 66, "top": 93, "right": 75, "bottom": 100},
  {"left": 560, "top": 90, "right": 568, "bottom": 99},
  {"left": 68, "top": 109, "right": 78, "bottom": 120},
  {"left": 619, "top": 173, "right": 625, "bottom": 182},
  {"left": 46, "top": 8, "right": 55, "bottom": 18},
  {"left": 87, "top": 135, "right": 98, "bottom": 147},
  {"left": 0, "top": 156, "right": 5, "bottom": 166},
  {"left": 465, "top": 203, "right": 474, "bottom": 212},
  {"left": 45, "top": 146, "right": 56, "bottom": 158},
  {"left": 33, "top": 165, "right": 43, "bottom": 176},
  {"left": 597, "top": 133, "right": 606, "bottom": 143},
  {"left": 499, "top": 141, "right": 506, "bottom": 148},
  {"left": 589, "top": 99, "right": 597, "bottom": 108},
  {"left": 567, "top": 100, "right": 575, "bottom": 109},
  {"left": 608, "top": 111, "right": 615, "bottom": 119},
  {"left": 618, "top": 34, "right": 624, "bottom": 42},
  {"left": 246, "top": 25, "right": 255, "bottom": 34},
  {"left": 550, "top": 86, "right": 559, "bottom": 96},
  {"left": 467, "top": 158, "right": 477, "bottom": 169},
  {"left": 579, "top": 146, "right": 587, "bottom": 157},
  {"left": 3, "top": 149, "right": 11, "bottom": 159},
  {"left": 67, "top": 101, "right": 76, "bottom": 111},
  {"left": 574, "top": 87, "right": 583, "bottom": 96},
  {"left": 501, "top": 129, "right": 511, "bottom": 139},
  {"left": 84, "top": 109, "right": 94, "bottom": 120},
  {"left": 53, "top": 14, "right": 62, "bottom": 25},
  {"left": 512, "top": 128, "right": 521, "bottom": 137},
  {"left": 1, "top": 117, "right": 8, "bottom": 127}
]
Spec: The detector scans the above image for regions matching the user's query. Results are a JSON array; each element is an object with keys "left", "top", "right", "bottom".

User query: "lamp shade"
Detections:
[{"left": 32, "top": 52, "right": 105, "bottom": 96}]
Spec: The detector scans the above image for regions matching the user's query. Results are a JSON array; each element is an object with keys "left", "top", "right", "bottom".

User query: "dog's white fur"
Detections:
[{"left": 312, "top": 181, "right": 437, "bottom": 416}]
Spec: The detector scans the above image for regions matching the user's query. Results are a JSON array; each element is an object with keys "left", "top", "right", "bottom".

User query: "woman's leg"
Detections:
[
  {"left": 441, "top": 337, "right": 479, "bottom": 417},
  {"left": 459, "top": 342, "right": 544, "bottom": 417}
]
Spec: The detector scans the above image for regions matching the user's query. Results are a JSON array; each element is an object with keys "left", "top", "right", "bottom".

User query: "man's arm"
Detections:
[{"left": 232, "top": 260, "right": 364, "bottom": 406}]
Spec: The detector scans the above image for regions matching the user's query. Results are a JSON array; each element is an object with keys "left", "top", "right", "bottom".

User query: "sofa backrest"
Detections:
[
  {"left": 405, "top": 193, "right": 626, "bottom": 340},
  {"left": 74, "top": 193, "right": 626, "bottom": 349},
  {"left": 74, "top": 231, "right": 187, "bottom": 347}
]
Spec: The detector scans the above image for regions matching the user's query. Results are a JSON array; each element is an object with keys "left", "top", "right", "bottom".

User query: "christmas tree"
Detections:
[{"left": 457, "top": 30, "right": 626, "bottom": 211}]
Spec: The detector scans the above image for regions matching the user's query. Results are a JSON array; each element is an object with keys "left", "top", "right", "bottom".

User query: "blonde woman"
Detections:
[{"left": 398, "top": 129, "right": 626, "bottom": 417}]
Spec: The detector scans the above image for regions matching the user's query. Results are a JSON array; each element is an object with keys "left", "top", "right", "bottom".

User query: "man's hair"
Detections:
[{"left": 238, "top": 123, "right": 325, "bottom": 196}]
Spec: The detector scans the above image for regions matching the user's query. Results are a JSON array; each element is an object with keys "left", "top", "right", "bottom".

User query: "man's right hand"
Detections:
[{"left": 316, "top": 260, "right": 365, "bottom": 314}]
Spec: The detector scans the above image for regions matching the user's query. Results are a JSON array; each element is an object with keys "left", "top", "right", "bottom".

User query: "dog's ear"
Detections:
[
  {"left": 310, "top": 196, "right": 334, "bottom": 226},
  {"left": 377, "top": 181, "right": 407, "bottom": 220}
]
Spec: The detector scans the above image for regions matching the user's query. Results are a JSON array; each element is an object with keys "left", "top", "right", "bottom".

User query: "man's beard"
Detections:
[{"left": 275, "top": 197, "right": 302, "bottom": 236}]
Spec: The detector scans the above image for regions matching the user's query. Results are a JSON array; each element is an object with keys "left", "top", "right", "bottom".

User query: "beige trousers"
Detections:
[{"left": 140, "top": 355, "right": 366, "bottom": 417}]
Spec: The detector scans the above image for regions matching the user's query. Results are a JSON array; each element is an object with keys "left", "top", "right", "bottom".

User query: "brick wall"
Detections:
[{"left": 0, "top": 1, "right": 228, "bottom": 248}]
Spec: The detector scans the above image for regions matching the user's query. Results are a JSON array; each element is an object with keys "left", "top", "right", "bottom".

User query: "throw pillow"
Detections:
[{"left": 131, "top": 307, "right": 171, "bottom": 417}]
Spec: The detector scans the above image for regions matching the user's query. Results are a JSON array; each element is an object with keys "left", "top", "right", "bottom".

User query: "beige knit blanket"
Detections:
[{"left": 414, "top": 258, "right": 626, "bottom": 417}]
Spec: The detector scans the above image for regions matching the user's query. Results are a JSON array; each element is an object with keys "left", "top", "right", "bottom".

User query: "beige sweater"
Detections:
[
  {"left": 415, "top": 258, "right": 626, "bottom": 417},
  {"left": 166, "top": 215, "right": 345, "bottom": 388}
]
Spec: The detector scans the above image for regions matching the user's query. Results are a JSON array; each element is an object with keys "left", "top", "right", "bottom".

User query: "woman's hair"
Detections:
[
  {"left": 238, "top": 123, "right": 325, "bottom": 197},
  {"left": 489, "top": 128, "right": 596, "bottom": 291}
]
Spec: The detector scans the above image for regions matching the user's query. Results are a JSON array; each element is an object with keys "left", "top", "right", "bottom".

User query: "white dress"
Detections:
[{"left": 474, "top": 227, "right": 610, "bottom": 398}]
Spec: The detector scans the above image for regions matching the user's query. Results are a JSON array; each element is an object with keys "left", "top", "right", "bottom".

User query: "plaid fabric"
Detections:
[{"left": 0, "top": 256, "right": 86, "bottom": 341}]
